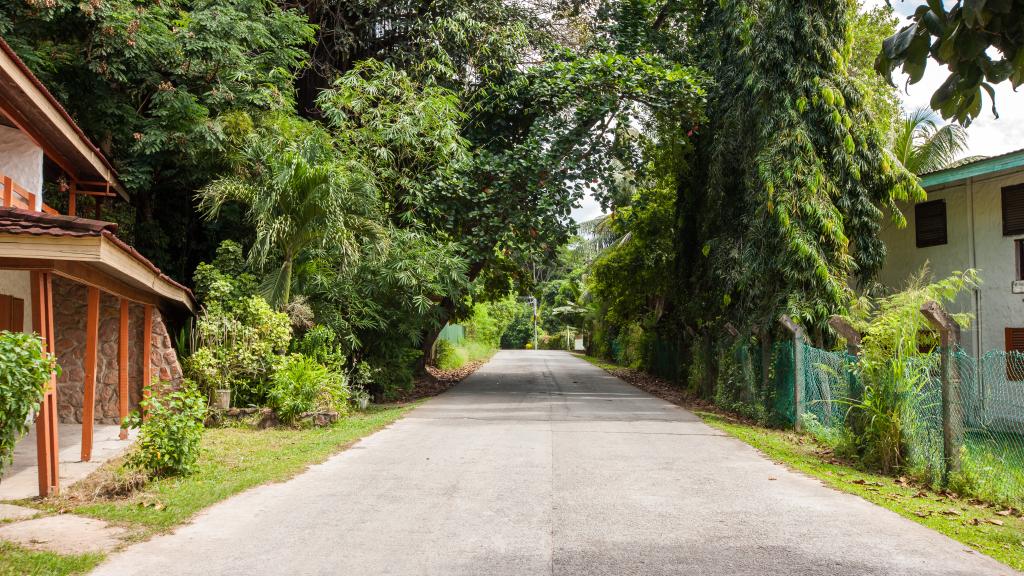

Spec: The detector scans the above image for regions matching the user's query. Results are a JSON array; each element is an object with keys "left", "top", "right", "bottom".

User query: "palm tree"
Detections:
[
  {"left": 199, "top": 115, "right": 379, "bottom": 307},
  {"left": 891, "top": 108, "right": 985, "bottom": 175}
]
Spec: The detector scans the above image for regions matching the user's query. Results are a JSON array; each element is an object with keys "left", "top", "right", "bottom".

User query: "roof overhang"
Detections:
[
  {"left": 0, "top": 39, "right": 127, "bottom": 200},
  {"left": 0, "top": 232, "right": 194, "bottom": 313},
  {"left": 921, "top": 149, "right": 1024, "bottom": 190}
]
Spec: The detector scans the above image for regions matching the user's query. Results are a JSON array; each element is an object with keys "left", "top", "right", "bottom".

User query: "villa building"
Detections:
[
  {"left": 877, "top": 149, "right": 1024, "bottom": 357},
  {"left": 0, "top": 38, "right": 192, "bottom": 498}
]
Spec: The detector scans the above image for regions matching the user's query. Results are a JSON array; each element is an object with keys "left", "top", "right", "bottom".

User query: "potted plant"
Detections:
[{"left": 351, "top": 386, "right": 371, "bottom": 411}]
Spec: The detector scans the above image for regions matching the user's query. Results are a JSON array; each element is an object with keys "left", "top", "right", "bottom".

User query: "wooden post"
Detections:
[
  {"left": 921, "top": 300, "right": 963, "bottom": 480},
  {"left": 81, "top": 287, "right": 100, "bottom": 462},
  {"left": 68, "top": 181, "right": 77, "bottom": 217},
  {"left": 780, "top": 315, "right": 807, "bottom": 431},
  {"left": 142, "top": 305, "right": 153, "bottom": 416},
  {"left": 30, "top": 271, "right": 59, "bottom": 497},
  {"left": 827, "top": 315, "right": 863, "bottom": 417},
  {"left": 118, "top": 299, "right": 130, "bottom": 440},
  {"left": 3, "top": 175, "right": 12, "bottom": 208}
]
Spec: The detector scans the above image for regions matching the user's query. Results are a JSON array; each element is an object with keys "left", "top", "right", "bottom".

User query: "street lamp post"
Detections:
[{"left": 521, "top": 296, "right": 538, "bottom": 350}]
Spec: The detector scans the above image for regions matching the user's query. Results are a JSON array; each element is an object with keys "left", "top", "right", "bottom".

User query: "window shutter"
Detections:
[
  {"left": 1005, "top": 328, "right": 1024, "bottom": 381},
  {"left": 915, "top": 200, "right": 947, "bottom": 248},
  {"left": 0, "top": 295, "right": 24, "bottom": 332},
  {"left": 1002, "top": 184, "right": 1024, "bottom": 236}
]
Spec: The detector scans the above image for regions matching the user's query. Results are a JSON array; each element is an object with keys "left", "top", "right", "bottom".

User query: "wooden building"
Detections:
[{"left": 0, "top": 37, "right": 194, "bottom": 497}]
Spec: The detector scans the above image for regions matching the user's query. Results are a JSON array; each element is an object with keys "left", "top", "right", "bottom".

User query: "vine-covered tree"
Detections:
[{"left": 679, "top": 0, "right": 922, "bottom": 337}]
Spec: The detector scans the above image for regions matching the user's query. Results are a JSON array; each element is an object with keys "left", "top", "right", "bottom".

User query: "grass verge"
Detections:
[
  {"left": 0, "top": 403, "right": 416, "bottom": 575},
  {"left": 0, "top": 542, "right": 102, "bottom": 576},
  {"left": 580, "top": 353, "right": 1024, "bottom": 571},
  {"left": 51, "top": 404, "right": 418, "bottom": 534}
]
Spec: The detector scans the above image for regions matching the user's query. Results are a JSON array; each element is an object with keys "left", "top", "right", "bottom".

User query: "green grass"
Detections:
[
  {"left": 437, "top": 339, "right": 496, "bottom": 370},
  {"left": 701, "top": 412, "right": 1024, "bottom": 571},
  {"left": 0, "top": 542, "right": 102, "bottom": 576},
  {"left": 1, "top": 404, "right": 415, "bottom": 574},
  {"left": 58, "top": 404, "right": 417, "bottom": 533}
]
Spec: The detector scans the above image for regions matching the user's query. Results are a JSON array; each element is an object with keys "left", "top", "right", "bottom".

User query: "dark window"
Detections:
[
  {"left": 915, "top": 200, "right": 947, "bottom": 248},
  {"left": 1002, "top": 184, "right": 1024, "bottom": 236},
  {"left": 1007, "top": 328, "right": 1024, "bottom": 381},
  {"left": 1017, "top": 240, "right": 1024, "bottom": 281}
]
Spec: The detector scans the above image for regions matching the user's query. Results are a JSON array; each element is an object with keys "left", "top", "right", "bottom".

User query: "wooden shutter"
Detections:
[
  {"left": 915, "top": 200, "right": 947, "bottom": 247},
  {"left": 1002, "top": 184, "right": 1024, "bottom": 236},
  {"left": 1006, "top": 328, "right": 1024, "bottom": 381},
  {"left": 0, "top": 294, "right": 25, "bottom": 332}
]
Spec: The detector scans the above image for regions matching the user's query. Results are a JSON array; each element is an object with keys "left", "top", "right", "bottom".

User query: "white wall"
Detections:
[
  {"left": 0, "top": 124, "right": 44, "bottom": 209},
  {"left": 877, "top": 167, "right": 1024, "bottom": 355},
  {"left": 0, "top": 269, "right": 34, "bottom": 334}
]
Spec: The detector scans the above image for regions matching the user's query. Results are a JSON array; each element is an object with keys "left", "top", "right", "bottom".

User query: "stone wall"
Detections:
[{"left": 53, "top": 276, "right": 185, "bottom": 424}]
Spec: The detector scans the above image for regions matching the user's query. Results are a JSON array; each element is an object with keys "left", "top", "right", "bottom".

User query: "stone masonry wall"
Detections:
[{"left": 53, "top": 276, "right": 185, "bottom": 424}]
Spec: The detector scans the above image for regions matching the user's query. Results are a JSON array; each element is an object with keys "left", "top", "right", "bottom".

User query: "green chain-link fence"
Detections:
[{"left": 792, "top": 342, "right": 1024, "bottom": 505}]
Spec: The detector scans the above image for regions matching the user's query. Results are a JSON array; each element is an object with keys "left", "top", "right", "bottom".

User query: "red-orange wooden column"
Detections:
[
  {"left": 30, "top": 271, "right": 59, "bottom": 497},
  {"left": 80, "top": 287, "right": 100, "bottom": 462},
  {"left": 118, "top": 299, "right": 130, "bottom": 440},
  {"left": 142, "top": 305, "right": 153, "bottom": 417}
]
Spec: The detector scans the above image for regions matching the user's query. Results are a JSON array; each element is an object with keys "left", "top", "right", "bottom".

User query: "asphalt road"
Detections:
[{"left": 92, "top": 350, "right": 1018, "bottom": 576}]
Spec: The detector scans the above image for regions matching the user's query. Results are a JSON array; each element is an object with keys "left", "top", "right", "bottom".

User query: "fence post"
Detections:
[
  {"left": 920, "top": 301, "right": 962, "bottom": 481},
  {"left": 827, "top": 316, "right": 863, "bottom": 426},
  {"left": 779, "top": 315, "right": 807, "bottom": 431}
]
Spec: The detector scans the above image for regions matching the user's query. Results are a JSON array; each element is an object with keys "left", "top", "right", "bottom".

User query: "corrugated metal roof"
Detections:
[{"left": 920, "top": 148, "right": 1024, "bottom": 189}]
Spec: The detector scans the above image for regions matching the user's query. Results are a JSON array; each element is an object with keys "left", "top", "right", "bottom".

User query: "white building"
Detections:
[{"left": 877, "top": 149, "right": 1024, "bottom": 356}]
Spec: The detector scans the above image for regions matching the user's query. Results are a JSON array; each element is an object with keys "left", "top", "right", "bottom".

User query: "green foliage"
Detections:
[
  {"left": 0, "top": 332, "right": 58, "bottom": 476},
  {"left": 199, "top": 114, "right": 380, "bottom": 307},
  {"left": 681, "top": 0, "right": 922, "bottom": 341},
  {"left": 125, "top": 382, "right": 208, "bottom": 477},
  {"left": 463, "top": 299, "right": 518, "bottom": 349},
  {"left": 292, "top": 325, "right": 345, "bottom": 370},
  {"left": 0, "top": 0, "right": 315, "bottom": 274},
  {"left": 188, "top": 251, "right": 292, "bottom": 406},
  {"left": 875, "top": 0, "right": 1024, "bottom": 124},
  {"left": 840, "top": 268, "right": 980, "bottom": 475},
  {"left": 268, "top": 355, "right": 350, "bottom": 425},
  {"left": 435, "top": 340, "right": 469, "bottom": 371},
  {"left": 891, "top": 108, "right": 981, "bottom": 175}
]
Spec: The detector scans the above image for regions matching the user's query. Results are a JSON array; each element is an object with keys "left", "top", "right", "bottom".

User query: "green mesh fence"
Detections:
[
  {"left": 788, "top": 341, "right": 1024, "bottom": 505},
  {"left": 953, "top": 348, "right": 1024, "bottom": 505},
  {"left": 437, "top": 324, "right": 465, "bottom": 345}
]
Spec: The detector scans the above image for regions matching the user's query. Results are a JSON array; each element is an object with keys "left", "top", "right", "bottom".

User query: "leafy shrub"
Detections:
[
  {"left": 0, "top": 332, "right": 58, "bottom": 476},
  {"left": 435, "top": 339, "right": 468, "bottom": 370},
  {"left": 292, "top": 325, "right": 345, "bottom": 370},
  {"left": 125, "top": 381, "right": 207, "bottom": 477},
  {"left": 840, "top": 268, "right": 979, "bottom": 478},
  {"left": 268, "top": 355, "right": 349, "bottom": 425},
  {"left": 187, "top": 295, "right": 292, "bottom": 406}
]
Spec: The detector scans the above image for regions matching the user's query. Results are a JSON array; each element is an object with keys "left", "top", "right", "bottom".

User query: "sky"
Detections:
[{"left": 570, "top": 1, "right": 1024, "bottom": 223}]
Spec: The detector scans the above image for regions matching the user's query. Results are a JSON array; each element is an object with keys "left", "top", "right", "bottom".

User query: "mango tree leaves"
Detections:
[{"left": 875, "top": 0, "right": 1024, "bottom": 124}]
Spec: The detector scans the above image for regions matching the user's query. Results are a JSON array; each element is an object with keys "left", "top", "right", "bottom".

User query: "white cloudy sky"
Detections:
[{"left": 570, "top": 0, "right": 1024, "bottom": 222}]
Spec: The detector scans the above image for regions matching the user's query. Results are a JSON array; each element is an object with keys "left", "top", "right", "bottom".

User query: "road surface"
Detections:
[{"left": 92, "top": 350, "right": 1017, "bottom": 576}]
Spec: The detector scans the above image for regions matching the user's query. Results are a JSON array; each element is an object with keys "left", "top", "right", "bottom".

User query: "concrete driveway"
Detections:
[{"left": 92, "top": 350, "right": 1018, "bottom": 576}]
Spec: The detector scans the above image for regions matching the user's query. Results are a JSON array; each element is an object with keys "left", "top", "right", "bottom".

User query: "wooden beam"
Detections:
[
  {"left": 827, "top": 315, "right": 862, "bottom": 355},
  {"left": 2, "top": 175, "right": 11, "bottom": 208},
  {"left": 81, "top": 286, "right": 101, "bottom": 462},
  {"left": 142, "top": 304, "right": 153, "bottom": 417},
  {"left": 30, "top": 271, "right": 59, "bottom": 497},
  {"left": 119, "top": 299, "right": 129, "bottom": 440},
  {"left": 0, "top": 257, "right": 162, "bottom": 307}
]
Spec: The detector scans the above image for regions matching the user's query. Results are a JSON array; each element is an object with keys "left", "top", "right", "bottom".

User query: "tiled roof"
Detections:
[
  {"left": 0, "top": 207, "right": 191, "bottom": 295},
  {"left": 0, "top": 37, "right": 120, "bottom": 184},
  {"left": 0, "top": 207, "right": 116, "bottom": 237}
]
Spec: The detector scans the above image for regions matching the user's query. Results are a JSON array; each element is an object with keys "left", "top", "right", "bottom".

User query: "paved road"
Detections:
[{"left": 93, "top": 351, "right": 1017, "bottom": 576}]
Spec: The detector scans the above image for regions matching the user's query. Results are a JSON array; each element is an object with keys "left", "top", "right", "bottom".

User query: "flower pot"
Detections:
[
  {"left": 214, "top": 389, "right": 231, "bottom": 410},
  {"left": 356, "top": 396, "right": 370, "bottom": 411}
]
